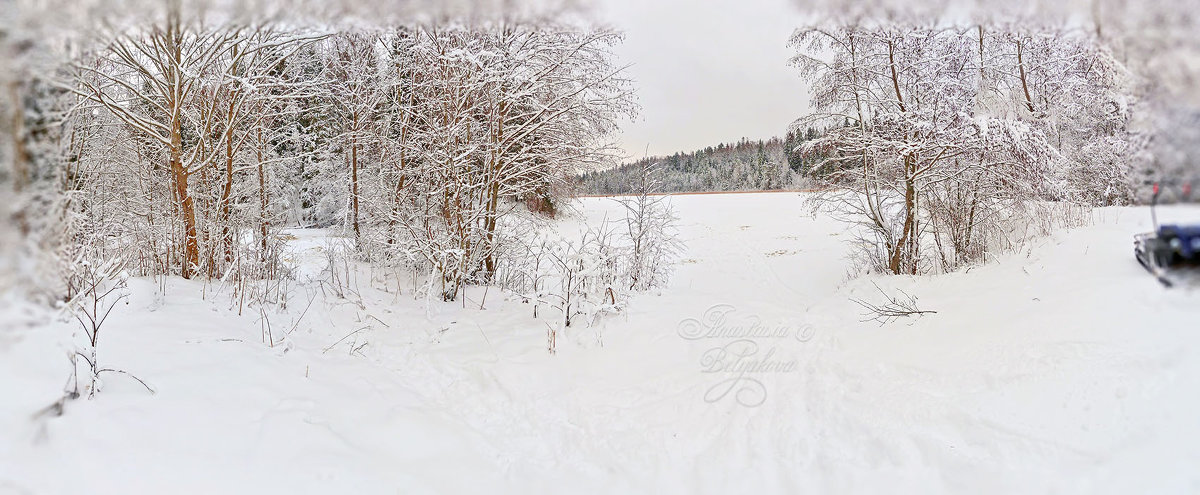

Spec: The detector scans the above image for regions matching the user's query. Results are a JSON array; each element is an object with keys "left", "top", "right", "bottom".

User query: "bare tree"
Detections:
[
  {"left": 382, "top": 22, "right": 635, "bottom": 301},
  {"left": 792, "top": 20, "right": 1072, "bottom": 274},
  {"left": 616, "top": 159, "right": 680, "bottom": 290},
  {"left": 63, "top": 256, "right": 153, "bottom": 398}
]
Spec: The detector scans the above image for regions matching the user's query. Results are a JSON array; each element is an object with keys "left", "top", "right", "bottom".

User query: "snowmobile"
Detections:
[{"left": 1134, "top": 183, "right": 1200, "bottom": 287}]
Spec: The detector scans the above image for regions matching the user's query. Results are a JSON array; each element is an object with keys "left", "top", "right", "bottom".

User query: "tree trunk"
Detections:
[
  {"left": 977, "top": 25, "right": 986, "bottom": 80},
  {"left": 1016, "top": 40, "right": 1036, "bottom": 115},
  {"left": 482, "top": 103, "right": 505, "bottom": 280},
  {"left": 7, "top": 83, "right": 28, "bottom": 193},
  {"left": 350, "top": 115, "right": 360, "bottom": 245},
  {"left": 257, "top": 126, "right": 269, "bottom": 260},
  {"left": 8, "top": 81, "right": 30, "bottom": 236},
  {"left": 890, "top": 153, "right": 917, "bottom": 274},
  {"left": 886, "top": 40, "right": 915, "bottom": 274},
  {"left": 483, "top": 181, "right": 500, "bottom": 278},
  {"left": 887, "top": 40, "right": 907, "bottom": 113},
  {"left": 167, "top": 0, "right": 199, "bottom": 278},
  {"left": 170, "top": 123, "right": 199, "bottom": 279},
  {"left": 219, "top": 122, "right": 235, "bottom": 266},
  {"left": 387, "top": 124, "right": 407, "bottom": 246}
]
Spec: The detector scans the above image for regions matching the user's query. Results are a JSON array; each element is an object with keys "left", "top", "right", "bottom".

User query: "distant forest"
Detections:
[{"left": 578, "top": 128, "right": 828, "bottom": 195}]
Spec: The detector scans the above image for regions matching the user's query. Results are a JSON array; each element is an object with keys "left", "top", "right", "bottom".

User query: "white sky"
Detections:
[{"left": 595, "top": 0, "right": 811, "bottom": 160}]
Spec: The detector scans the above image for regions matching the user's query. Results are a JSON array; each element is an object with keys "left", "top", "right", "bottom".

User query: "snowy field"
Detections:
[{"left": 2, "top": 192, "right": 1199, "bottom": 494}]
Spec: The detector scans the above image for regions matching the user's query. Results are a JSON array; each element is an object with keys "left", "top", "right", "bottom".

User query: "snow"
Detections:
[{"left": 2, "top": 192, "right": 1199, "bottom": 494}]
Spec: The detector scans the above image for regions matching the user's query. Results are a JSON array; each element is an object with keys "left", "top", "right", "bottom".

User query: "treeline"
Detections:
[{"left": 580, "top": 133, "right": 833, "bottom": 195}]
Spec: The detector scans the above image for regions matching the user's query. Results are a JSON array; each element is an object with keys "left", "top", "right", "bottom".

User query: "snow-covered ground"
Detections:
[{"left": 2, "top": 193, "right": 1198, "bottom": 494}]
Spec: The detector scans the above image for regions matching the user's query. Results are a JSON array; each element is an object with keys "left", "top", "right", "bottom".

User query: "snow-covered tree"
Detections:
[
  {"left": 791, "top": 20, "right": 1067, "bottom": 273},
  {"left": 5, "top": 1, "right": 641, "bottom": 313}
]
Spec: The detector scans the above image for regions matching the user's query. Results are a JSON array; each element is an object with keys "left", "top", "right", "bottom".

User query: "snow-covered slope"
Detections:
[{"left": 2, "top": 193, "right": 1198, "bottom": 494}]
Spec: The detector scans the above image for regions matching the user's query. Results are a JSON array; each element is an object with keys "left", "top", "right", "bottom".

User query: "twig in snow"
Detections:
[
  {"left": 322, "top": 326, "right": 370, "bottom": 354},
  {"left": 850, "top": 282, "right": 937, "bottom": 325}
]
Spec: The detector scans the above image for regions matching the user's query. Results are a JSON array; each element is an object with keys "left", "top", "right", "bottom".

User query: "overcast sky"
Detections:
[{"left": 595, "top": 0, "right": 811, "bottom": 160}]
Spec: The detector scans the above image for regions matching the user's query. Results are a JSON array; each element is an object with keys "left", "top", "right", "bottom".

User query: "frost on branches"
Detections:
[
  {"left": 8, "top": 0, "right": 638, "bottom": 310},
  {"left": 790, "top": 18, "right": 1133, "bottom": 274}
]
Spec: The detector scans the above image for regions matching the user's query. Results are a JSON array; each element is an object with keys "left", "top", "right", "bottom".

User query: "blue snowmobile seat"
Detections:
[{"left": 1159, "top": 224, "right": 1200, "bottom": 259}]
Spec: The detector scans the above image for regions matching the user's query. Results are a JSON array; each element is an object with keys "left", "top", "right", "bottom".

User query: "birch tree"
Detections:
[{"left": 792, "top": 20, "right": 1061, "bottom": 274}]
